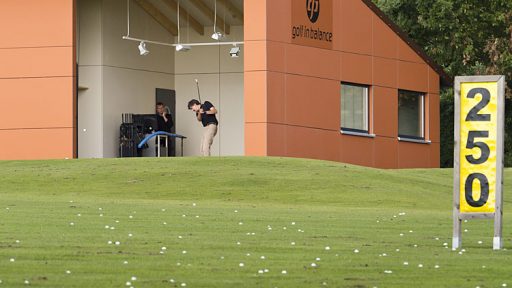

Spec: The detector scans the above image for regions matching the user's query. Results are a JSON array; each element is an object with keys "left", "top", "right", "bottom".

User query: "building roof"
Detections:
[{"left": 361, "top": 0, "right": 452, "bottom": 87}]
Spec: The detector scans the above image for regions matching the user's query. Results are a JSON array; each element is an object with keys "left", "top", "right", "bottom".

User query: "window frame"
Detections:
[
  {"left": 397, "top": 89, "right": 426, "bottom": 141},
  {"left": 340, "top": 82, "right": 371, "bottom": 135}
]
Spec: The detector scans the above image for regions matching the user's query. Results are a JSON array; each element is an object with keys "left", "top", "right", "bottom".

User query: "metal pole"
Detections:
[
  {"left": 165, "top": 136, "right": 169, "bottom": 157},
  {"left": 494, "top": 76, "right": 506, "bottom": 250},
  {"left": 122, "top": 36, "right": 243, "bottom": 47},
  {"left": 452, "top": 76, "right": 462, "bottom": 250},
  {"left": 157, "top": 135, "right": 161, "bottom": 158}
]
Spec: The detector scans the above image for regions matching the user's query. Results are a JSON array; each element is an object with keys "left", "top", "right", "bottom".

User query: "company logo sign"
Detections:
[
  {"left": 292, "top": 0, "right": 333, "bottom": 49},
  {"left": 306, "top": 0, "right": 320, "bottom": 23}
]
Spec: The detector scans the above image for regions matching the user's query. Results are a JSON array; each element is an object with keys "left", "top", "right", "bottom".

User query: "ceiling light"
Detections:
[
  {"left": 176, "top": 44, "right": 191, "bottom": 52},
  {"left": 138, "top": 41, "right": 149, "bottom": 56},
  {"left": 211, "top": 32, "right": 223, "bottom": 40},
  {"left": 229, "top": 46, "right": 240, "bottom": 58}
]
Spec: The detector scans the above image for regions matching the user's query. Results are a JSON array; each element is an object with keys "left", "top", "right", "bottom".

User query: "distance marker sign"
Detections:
[{"left": 453, "top": 75, "right": 505, "bottom": 250}]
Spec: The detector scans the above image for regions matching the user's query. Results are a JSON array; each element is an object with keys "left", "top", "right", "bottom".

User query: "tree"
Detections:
[{"left": 373, "top": 0, "right": 512, "bottom": 167}]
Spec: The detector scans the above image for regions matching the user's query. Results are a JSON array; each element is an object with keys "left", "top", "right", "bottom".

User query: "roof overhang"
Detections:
[{"left": 362, "top": 0, "right": 453, "bottom": 87}]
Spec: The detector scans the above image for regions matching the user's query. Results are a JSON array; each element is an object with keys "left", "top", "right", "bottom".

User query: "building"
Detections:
[{"left": 0, "top": 0, "right": 450, "bottom": 168}]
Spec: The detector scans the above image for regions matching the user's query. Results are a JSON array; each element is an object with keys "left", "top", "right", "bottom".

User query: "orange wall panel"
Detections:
[
  {"left": 428, "top": 67, "right": 441, "bottom": 94},
  {"left": 0, "top": 128, "right": 74, "bottom": 160},
  {"left": 374, "top": 136, "right": 399, "bottom": 169},
  {"left": 341, "top": 53, "right": 372, "bottom": 85},
  {"left": 372, "top": 15, "right": 398, "bottom": 59},
  {"left": 430, "top": 142, "right": 440, "bottom": 168},
  {"left": 267, "top": 41, "right": 287, "bottom": 73},
  {"left": 285, "top": 75, "right": 339, "bottom": 130},
  {"left": 372, "top": 86, "right": 398, "bottom": 138},
  {"left": 0, "top": 47, "right": 74, "bottom": 78},
  {"left": 0, "top": 0, "right": 76, "bottom": 160},
  {"left": 244, "top": 41, "right": 267, "bottom": 72},
  {"left": 267, "top": 72, "right": 286, "bottom": 124},
  {"left": 331, "top": 0, "right": 343, "bottom": 51},
  {"left": 428, "top": 93, "right": 441, "bottom": 143},
  {"left": 244, "top": 71, "right": 267, "bottom": 123},
  {"left": 244, "top": 0, "right": 267, "bottom": 41},
  {"left": 245, "top": 123, "right": 267, "bottom": 156},
  {"left": 398, "top": 40, "right": 424, "bottom": 64},
  {"left": 398, "top": 61, "right": 428, "bottom": 92},
  {"left": 267, "top": 123, "right": 287, "bottom": 156},
  {"left": 339, "top": 0, "right": 373, "bottom": 55},
  {"left": 285, "top": 126, "right": 339, "bottom": 162},
  {"left": 266, "top": 0, "right": 291, "bottom": 43},
  {"left": 373, "top": 57, "right": 398, "bottom": 88},
  {"left": 398, "top": 141, "right": 431, "bottom": 168},
  {"left": 286, "top": 45, "right": 339, "bottom": 80},
  {"left": 340, "top": 135, "right": 375, "bottom": 167},
  {"left": 0, "top": 0, "right": 74, "bottom": 48},
  {"left": 0, "top": 78, "right": 74, "bottom": 130}
]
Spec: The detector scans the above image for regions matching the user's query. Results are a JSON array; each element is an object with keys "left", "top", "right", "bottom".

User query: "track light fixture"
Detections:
[
  {"left": 211, "top": 31, "right": 223, "bottom": 40},
  {"left": 229, "top": 46, "right": 240, "bottom": 58},
  {"left": 176, "top": 44, "right": 191, "bottom": 52},
  {"left": 176, "top": 0, "right": 191, "bottom": 52},
  {"left": 211, "top": 0, "right": 223, "bottom": 40},
  {"left": 138, "top": 41, "right": 149, "bottom": 56}
]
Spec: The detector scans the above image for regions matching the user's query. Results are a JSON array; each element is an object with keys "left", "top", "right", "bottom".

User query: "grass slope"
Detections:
[{"left": 0, "top": 157, "right": 511, "bottom": 288}]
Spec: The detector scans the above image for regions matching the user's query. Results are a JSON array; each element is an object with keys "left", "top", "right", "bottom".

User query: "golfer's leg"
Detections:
[
  {"left": 206, "top": 125, "right": 217, "bottom": 156},
  {"left": 201, "top": 129, "right": 210, "bottom": 156},
  {"left": 200, "top": 131, "right": 205, "bottom": 156}
]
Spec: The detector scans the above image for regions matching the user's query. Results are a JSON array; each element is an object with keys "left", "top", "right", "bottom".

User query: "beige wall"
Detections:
[
  {"left": 78, "top": 0, "right": 175, "bottom": 158},
  {"left": 78, "top": 0, "right": 244, "bottom": 158},
  {"left": 174, "top": 26, "right": 244, "bottom": 156}
]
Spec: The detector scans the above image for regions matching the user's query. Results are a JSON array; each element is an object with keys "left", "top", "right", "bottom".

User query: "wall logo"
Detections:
[
  {"left": 306, "top": 0, "right": 320, "bottom": 23},
  {"left": 292, "top": 0, "right": 333, "bottom": 49}
]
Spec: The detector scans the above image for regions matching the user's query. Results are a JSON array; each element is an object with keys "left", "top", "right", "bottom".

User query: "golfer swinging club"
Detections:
[{"left": 188, "top": 80, "right": 218, "bottom": 156}]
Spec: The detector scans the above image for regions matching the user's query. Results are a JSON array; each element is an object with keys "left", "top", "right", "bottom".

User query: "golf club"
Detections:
[{"left": 194, "top": 79, "right": 202, "bottom": 103}]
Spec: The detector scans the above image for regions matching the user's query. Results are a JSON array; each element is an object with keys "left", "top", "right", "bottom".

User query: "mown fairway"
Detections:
[{"left": 0, "top": 157, "right": 511, "bottom": 287}]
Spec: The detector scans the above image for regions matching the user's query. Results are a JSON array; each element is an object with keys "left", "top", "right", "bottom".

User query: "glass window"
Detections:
[
  {"left": 341, "top": 84, "right": 369, "bottom": 132},
  {"left": 398, "top": 90, "right": 425, "bottom": 139}
]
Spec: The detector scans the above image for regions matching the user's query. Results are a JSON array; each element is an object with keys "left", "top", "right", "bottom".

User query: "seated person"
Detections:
[{"left": 156, "top": 102, "right": 174, "bottom": 156}]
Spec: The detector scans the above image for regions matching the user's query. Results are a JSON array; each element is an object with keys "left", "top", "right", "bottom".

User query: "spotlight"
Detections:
[
  {"left": 176, "top": 44, "right": 191, "bottom": 52},
  {"left": 138, "top": 41, "right": 149, "bottom": 56},
  {"left": 211, "top": 32, "right": 223, "bottom": 40},
  {"left": 229, "top": 46, "right": 240, "bottom": 58}
]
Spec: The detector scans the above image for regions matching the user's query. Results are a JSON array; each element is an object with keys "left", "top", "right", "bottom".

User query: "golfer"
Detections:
[{"left": 187, "top": 99, "right": 218, "bottom": 156}]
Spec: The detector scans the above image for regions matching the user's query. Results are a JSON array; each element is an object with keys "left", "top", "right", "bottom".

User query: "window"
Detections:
[
  {"left": 341, "top": 83, "right": 369, "bottom": 133},
  {"left": 398, "top": 90, "right": 425, "bottom": 139}
]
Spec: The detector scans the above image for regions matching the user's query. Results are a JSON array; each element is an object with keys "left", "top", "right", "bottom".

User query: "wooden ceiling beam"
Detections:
[
  {"left": 189, "top": 0, "right": 230, "bottom": 35},
  {"left": 220, "top": 0, "right": 243, "bottom": 22},
  {"left": 162, "top": 0, "right": 205, "bottom": 35},
  {"left": 134, "top": 0, "right": 178, "bottom": 36}
]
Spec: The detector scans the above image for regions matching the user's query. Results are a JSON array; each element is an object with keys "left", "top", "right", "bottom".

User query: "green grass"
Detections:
[{"left": 0, "top": 157, "right": 511, "bottom": 288}]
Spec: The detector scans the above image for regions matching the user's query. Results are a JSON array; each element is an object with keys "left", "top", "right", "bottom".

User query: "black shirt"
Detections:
[
  {"left": 199, "top": 101, "right": 218, "bottom": 127},
  {"left": 156, "top": 113, "right": 173, "bottom": 133}
]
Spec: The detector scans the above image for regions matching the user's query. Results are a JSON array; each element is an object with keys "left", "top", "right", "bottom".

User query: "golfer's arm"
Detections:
[
  {"left": 196, "top": 113, "right": 202, "bottom": 121},
  {"left": 206, "top": 107, "right": 217, "bottom": 115}
]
